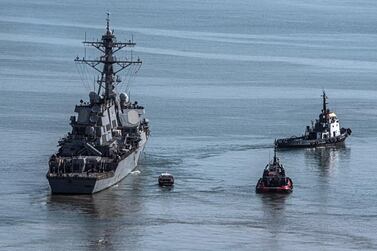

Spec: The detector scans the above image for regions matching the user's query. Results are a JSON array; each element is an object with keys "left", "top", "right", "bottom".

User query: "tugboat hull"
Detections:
[
  {"left": 47, "top": 137, "right": 146, "bottom": 194},
  {"left": 255, "top": 178, "right": 293, "bottom": 193},
  {"left": 275, "top": 130, "right": 351, "bottom": 149}
]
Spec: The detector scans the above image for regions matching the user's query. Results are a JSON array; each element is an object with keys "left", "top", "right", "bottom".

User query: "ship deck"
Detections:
[{"left": 47, "top": 171, "right": 115, "bottom": 180}]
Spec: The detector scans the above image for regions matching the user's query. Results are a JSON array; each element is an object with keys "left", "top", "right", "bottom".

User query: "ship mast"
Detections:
[
  {"left": 322, "top": 90, "right": 328, "bottom": 114},
  {"left": 273, "top": 140, "right": 277, "bottom": 163},
  {"left": 75, "top": 12, "right": 142, "bottom": 101}
]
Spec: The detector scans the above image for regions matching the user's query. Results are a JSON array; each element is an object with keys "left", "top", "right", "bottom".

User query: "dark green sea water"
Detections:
[{"left": 0, "top": 0, "right": 377, "bottom": 250}]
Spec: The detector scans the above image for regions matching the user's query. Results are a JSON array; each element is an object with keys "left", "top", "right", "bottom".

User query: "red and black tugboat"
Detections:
[
  {"left": 256, "top": 146, "right": 293, "bottom": 193},
  {"left": 275, "top": 91, "right": 351, "bottom": 148}
]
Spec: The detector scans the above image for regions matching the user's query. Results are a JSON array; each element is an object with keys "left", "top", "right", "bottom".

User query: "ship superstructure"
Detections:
[
  {"left": 47, "top": 14, "right": 150, "bottom": 194},
  {"left": 276, "top": 91, "right": 351, "bottom": 148}
]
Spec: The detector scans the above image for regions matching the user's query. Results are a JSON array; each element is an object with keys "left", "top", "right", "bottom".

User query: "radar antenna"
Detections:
[{"left": 106, "top": 11, "right": 110, "bottom": 32}]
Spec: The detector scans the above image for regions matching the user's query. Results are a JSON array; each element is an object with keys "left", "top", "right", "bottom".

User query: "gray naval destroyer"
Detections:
[
  {"left": 47, "top": 15, "right": 150, "bottom": 194},
  {"left": 275, "top": 91, "right": 351, "bottom": 148}
]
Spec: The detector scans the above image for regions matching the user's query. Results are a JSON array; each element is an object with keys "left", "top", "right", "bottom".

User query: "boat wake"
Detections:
[{"left": 131, "top": 170, "right": 141, "bottom": 175}]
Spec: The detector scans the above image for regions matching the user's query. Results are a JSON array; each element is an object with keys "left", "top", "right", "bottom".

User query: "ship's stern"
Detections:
[{"left": 47, "top": 174, "right": 97, "bottom": 194}]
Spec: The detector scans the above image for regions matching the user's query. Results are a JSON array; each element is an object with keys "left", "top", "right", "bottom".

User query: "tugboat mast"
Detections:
[
  {"left": 319, "top": 90, "right": 328, "bottom": 124},
  {"left": 322, "top": 90, "right": 328, "bottom": 114},
  {"left": 75, "top": 12, "right": 142, "bottom": 101},
  {"left": 273, "top": 140, "right": 277, "bottom": 163}
]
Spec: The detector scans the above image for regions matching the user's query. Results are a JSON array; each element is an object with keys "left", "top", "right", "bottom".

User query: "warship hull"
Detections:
[
  {"left": 275, "top": 131, "right": 350, "bottom": 149},
  {"left": 47, "top": 134, "right": 147, "bottom": 194}
]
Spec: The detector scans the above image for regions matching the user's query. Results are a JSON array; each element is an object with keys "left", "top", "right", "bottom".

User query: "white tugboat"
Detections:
[
  {"left": 47, "top": 14, "right": 150, "bottom": 194},
  {"left": 158, "top": 173, "right": 174, "bottom": 187},
  {"left": 275, "top": 91, "right": 351, "bottom": 148}
]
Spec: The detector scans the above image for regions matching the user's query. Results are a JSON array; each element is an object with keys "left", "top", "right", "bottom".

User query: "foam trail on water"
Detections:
[
  {"left": 131, "top": 170, "right": 141, "bottom": 175},
  {"left": 135, "top": 46, "right": 377, "bottom": 71}
]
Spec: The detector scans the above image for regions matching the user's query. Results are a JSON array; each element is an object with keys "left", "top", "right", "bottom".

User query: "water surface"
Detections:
[{"left": 0, "top": 0, "right": 377, "bottom": 250}]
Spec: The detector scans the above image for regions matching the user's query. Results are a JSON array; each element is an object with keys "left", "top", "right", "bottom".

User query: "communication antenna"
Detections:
[
  {"left": 74, "top": 12, "right": 142, "bottom": 101},
  {"left": 84, "top": 32, "right": 87, "bottom": 58}
]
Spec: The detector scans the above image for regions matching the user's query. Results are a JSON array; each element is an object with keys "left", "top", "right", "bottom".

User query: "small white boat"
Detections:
[{"left": 158, "top": 173, "right": 174, "bottom": 186}]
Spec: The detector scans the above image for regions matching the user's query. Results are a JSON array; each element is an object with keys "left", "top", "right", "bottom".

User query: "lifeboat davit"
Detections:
[{"left": 255, "top": 146, "right": 293, "bottom": 193}]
